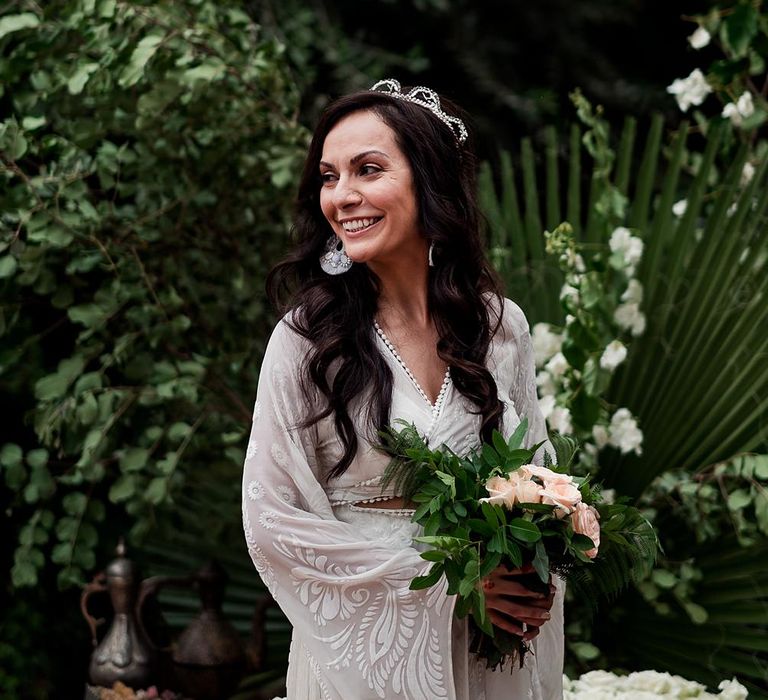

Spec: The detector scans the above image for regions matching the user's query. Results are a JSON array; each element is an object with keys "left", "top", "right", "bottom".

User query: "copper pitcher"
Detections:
[
  {"left": 81, "top": 541, "right": 157, "bottom": 687},
  {"left": 139, "top": 560, "right": 246, "bottom": 700}
]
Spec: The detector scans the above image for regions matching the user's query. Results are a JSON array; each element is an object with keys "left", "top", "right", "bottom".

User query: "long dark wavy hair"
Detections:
[{"left": 267, "top": 88, "right": 505, "bottom": 479}]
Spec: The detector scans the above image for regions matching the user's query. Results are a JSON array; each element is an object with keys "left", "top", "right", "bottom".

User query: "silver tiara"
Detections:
[{"left": 369, "top": 78, "right": 468, "bottom": 145}]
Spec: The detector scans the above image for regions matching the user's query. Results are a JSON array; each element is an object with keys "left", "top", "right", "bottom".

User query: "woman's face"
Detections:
[{"left": 319, "top": 110, "right": 423, "bottom": 268}]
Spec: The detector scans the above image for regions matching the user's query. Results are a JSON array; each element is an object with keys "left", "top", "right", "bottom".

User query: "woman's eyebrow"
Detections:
[{"left": 319, "top": 150, "right": 389, "bottom": 170}]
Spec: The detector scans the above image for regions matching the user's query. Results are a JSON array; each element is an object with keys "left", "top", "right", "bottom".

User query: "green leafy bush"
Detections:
[{"left": 0, "top": 0, "right": 306, "bottom": 591}]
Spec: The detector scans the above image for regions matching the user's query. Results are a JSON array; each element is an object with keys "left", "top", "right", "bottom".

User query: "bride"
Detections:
[{"left": 242, "top": 79, "right": 564, "bottom": 699}]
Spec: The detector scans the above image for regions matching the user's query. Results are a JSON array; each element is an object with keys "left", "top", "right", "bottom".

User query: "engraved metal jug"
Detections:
[
  {"left": 139, "top": 560, "right": 246, "bottom": 700},
  {"left": 81, "top": 541, "right": 157, "bottom": 687}
]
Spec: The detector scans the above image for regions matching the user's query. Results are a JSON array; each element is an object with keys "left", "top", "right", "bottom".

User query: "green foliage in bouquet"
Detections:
[{"left": 379, "top": 419, "right": 658, "bottom": 669}]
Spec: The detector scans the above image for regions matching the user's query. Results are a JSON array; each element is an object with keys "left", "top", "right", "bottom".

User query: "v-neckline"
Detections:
[{"left": 373, "top": 320, "right": 451, "bottom": 411}]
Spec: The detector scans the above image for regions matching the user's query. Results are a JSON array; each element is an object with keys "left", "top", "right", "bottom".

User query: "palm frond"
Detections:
[
  {"left": 478, "top": 112, "right": 768, "bottom": 692},
  {"left": 565, "top": 505, "right": 659, "bottom": 613}
]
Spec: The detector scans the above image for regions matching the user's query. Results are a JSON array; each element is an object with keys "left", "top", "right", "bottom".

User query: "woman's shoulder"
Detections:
[
  {"left": 263, "top": 307, "right": 313, "bottom": 366},
  {"left": 483, "top": 292, "right": 531, "bottom": 342}
]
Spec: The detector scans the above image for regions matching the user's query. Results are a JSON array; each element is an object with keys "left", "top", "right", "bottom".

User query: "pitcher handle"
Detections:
[
  {"left": 137, "top": 574, "right": 193, "bottom": 652},
  {"left": 80, "top": 572, "right": 108, "bottom": 647}
]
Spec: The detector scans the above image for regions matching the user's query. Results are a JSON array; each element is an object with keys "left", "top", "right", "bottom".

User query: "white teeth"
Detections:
[{"left": 341, "top": 217, "right": 380, "bottom": 232}]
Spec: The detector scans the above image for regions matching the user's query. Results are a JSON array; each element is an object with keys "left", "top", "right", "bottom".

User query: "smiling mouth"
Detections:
[{"left": 341, "top": 216, "right": 384, "bottom": 236}]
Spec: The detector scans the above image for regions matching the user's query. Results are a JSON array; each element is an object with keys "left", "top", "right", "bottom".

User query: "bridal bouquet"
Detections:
[{"left": 379, "top": 419, "right": 659, "bottom": 670}]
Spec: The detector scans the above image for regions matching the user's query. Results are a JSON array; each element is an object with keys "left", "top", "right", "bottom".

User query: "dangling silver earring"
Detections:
[
  {"left": 428, "top": 241, "right": 435, "bottom": 267},
  {"left": 319, "top": 235, "right": 353, "bottom": 275}
]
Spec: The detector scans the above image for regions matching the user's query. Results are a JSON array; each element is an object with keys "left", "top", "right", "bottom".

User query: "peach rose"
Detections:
[
  {"left": 571, "top": 502, "right": 601, "bottom": 558},
  {"left": 522, "top": 464, "right": 574, "bottom": 485},
  {"left": 480, "top": 475, "right": 520, "bottom": 508},
  {"left": 540, "top": 480, "right": 582, "bottom": 514},
  {"left": 515, "top": 478, "right": 544, "bottom": 505},
  {"left": 480, "top": 471, "right": 538, "bottom": 509}
]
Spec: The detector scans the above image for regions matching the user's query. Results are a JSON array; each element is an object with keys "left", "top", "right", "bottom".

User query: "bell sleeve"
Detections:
[
  {"left": 502, "top": 300, "right": 556, "bottom": 468},
  {"left": 242, "top": 317, "right": 458, "bottom": 700},
  {"left": 501, "top": 298, "right": 564, "bottom": 700}
]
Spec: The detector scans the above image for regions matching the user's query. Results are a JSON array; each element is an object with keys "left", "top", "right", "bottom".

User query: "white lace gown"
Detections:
[{"left": 242, "top": 297, "right": 565, "bottom": 700}]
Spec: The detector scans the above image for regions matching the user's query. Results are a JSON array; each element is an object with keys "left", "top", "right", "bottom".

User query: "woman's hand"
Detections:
[{"left": 480, "top": 563, "right": 556, "bottom": 642}]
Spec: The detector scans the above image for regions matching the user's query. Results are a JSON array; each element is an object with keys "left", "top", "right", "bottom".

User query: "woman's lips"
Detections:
[{"left": 343, "top": 217, "right": 383, "bottom": 238}]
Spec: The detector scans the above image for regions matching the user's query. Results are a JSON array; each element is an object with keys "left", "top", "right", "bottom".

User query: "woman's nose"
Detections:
[{"left": 332, "top": 179, "right": 363, "bottom": 208}]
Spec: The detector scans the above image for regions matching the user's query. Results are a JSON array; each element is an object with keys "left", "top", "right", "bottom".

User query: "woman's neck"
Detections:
[{"left": 369, "top": 254, "right": 430, "bottom": 330}]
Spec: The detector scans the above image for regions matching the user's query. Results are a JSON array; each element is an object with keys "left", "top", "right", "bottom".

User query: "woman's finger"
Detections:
[
  {"left": 482, "top": 578, "right": 547, "bottom": 598},
  {"left": 488, "top": 611, "right": 545, "bottom": 641},
  {"left": 485, "top": 597, "right": 552, "bottom": 623}
]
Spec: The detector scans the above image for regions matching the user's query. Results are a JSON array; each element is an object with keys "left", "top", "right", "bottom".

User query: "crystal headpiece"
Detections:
[{"left": 369, "top": 78, "right": 468, "bottom": 146}]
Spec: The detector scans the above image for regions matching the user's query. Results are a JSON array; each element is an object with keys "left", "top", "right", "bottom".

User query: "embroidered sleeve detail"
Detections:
[{"left": 242, "top": 317, "right": 458, "bottom": 700}]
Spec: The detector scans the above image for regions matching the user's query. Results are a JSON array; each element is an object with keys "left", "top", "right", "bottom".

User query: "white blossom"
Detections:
[
  {"left": 531, "top": 323, "right": 563, "bottom": 368},
  {"left": 536, "top": 370, "right": 558, "bottom": 397},
  {"left": 666, "top": 69, "right": 713, "bottom": 112},
  {"left": 621, "top": 279, "right": 644, "bottom": 304},
  {"left": 688, "top": 26, "right": 711, "bottom": 49},
  {"left": 609, "top": 226, "right": 644, "bottom": 274},
  {"left": 672, "top": 199, "right": 688, "bottom": 217},
  {"left": 614, "top": 302, "right": 646, "bottom": 336},
  {"left": 722, "top": 92, "right": 754, "bottom": 127},
  {"left": 563, "top": 248, "right": 586, "bottom": 272},
  {"left": 538, "top": 394, "right": 556, "bottom": 419},
  {"left": 592, "top": 424, "right": 609, "bottom": 449},
  {"left": 741, "top": 161, "right": 755, "bottom": 186},
  {"left": 600, "top": 340, "right": 627, "bottom": 371},
  {"left": 609, "top": 407, "right": 643, "bottom": 455},
  {"left": 560, "top": 283, "right": 580, "bottom": 305},
  {"left": 548, "top": 405, "right": 573, "bottom": 434},
  {"left": 545, "top": 352, "right": 569, "bottom": 379},
  {"left": 600, "top": 488, "right": 615, "bottom": 504}
]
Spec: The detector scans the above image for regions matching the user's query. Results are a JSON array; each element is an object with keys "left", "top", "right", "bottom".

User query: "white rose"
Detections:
[
  {"left": 672, "top": 198, "right": 688, "bottom": 217},
  {"left": 717, "top": 678, "right": 749, "bottom": 700},
  {"left": 545, "top": 351, "right": 569, "bottom": 379},
  {"left": 666, "top": 68, "right": 712, "bottom": 112},
  {"left": 600, "top": 340, "right": 627, "bottom": 371},
  {"left": 531, "top": 323, "right": 563, "bottom": 367},
  {"left": 688, "top": 26, "right": 711, "bottom": 49}
]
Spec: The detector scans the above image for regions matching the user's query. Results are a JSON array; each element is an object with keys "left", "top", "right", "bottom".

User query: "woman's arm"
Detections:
[
  {"left": 482, "top": 299, "right": 561, "bottom": 640},
  {"left": 243, "top": 317, "right": 458, "bottom": 700}
]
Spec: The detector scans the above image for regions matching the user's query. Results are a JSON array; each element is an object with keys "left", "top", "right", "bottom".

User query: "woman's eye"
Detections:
[
  {"left": 360, "top": 164, "right": 380, "bottom": 176},
  {"left": 320, "top": 172, "right": 337, "bottom": 183}
]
